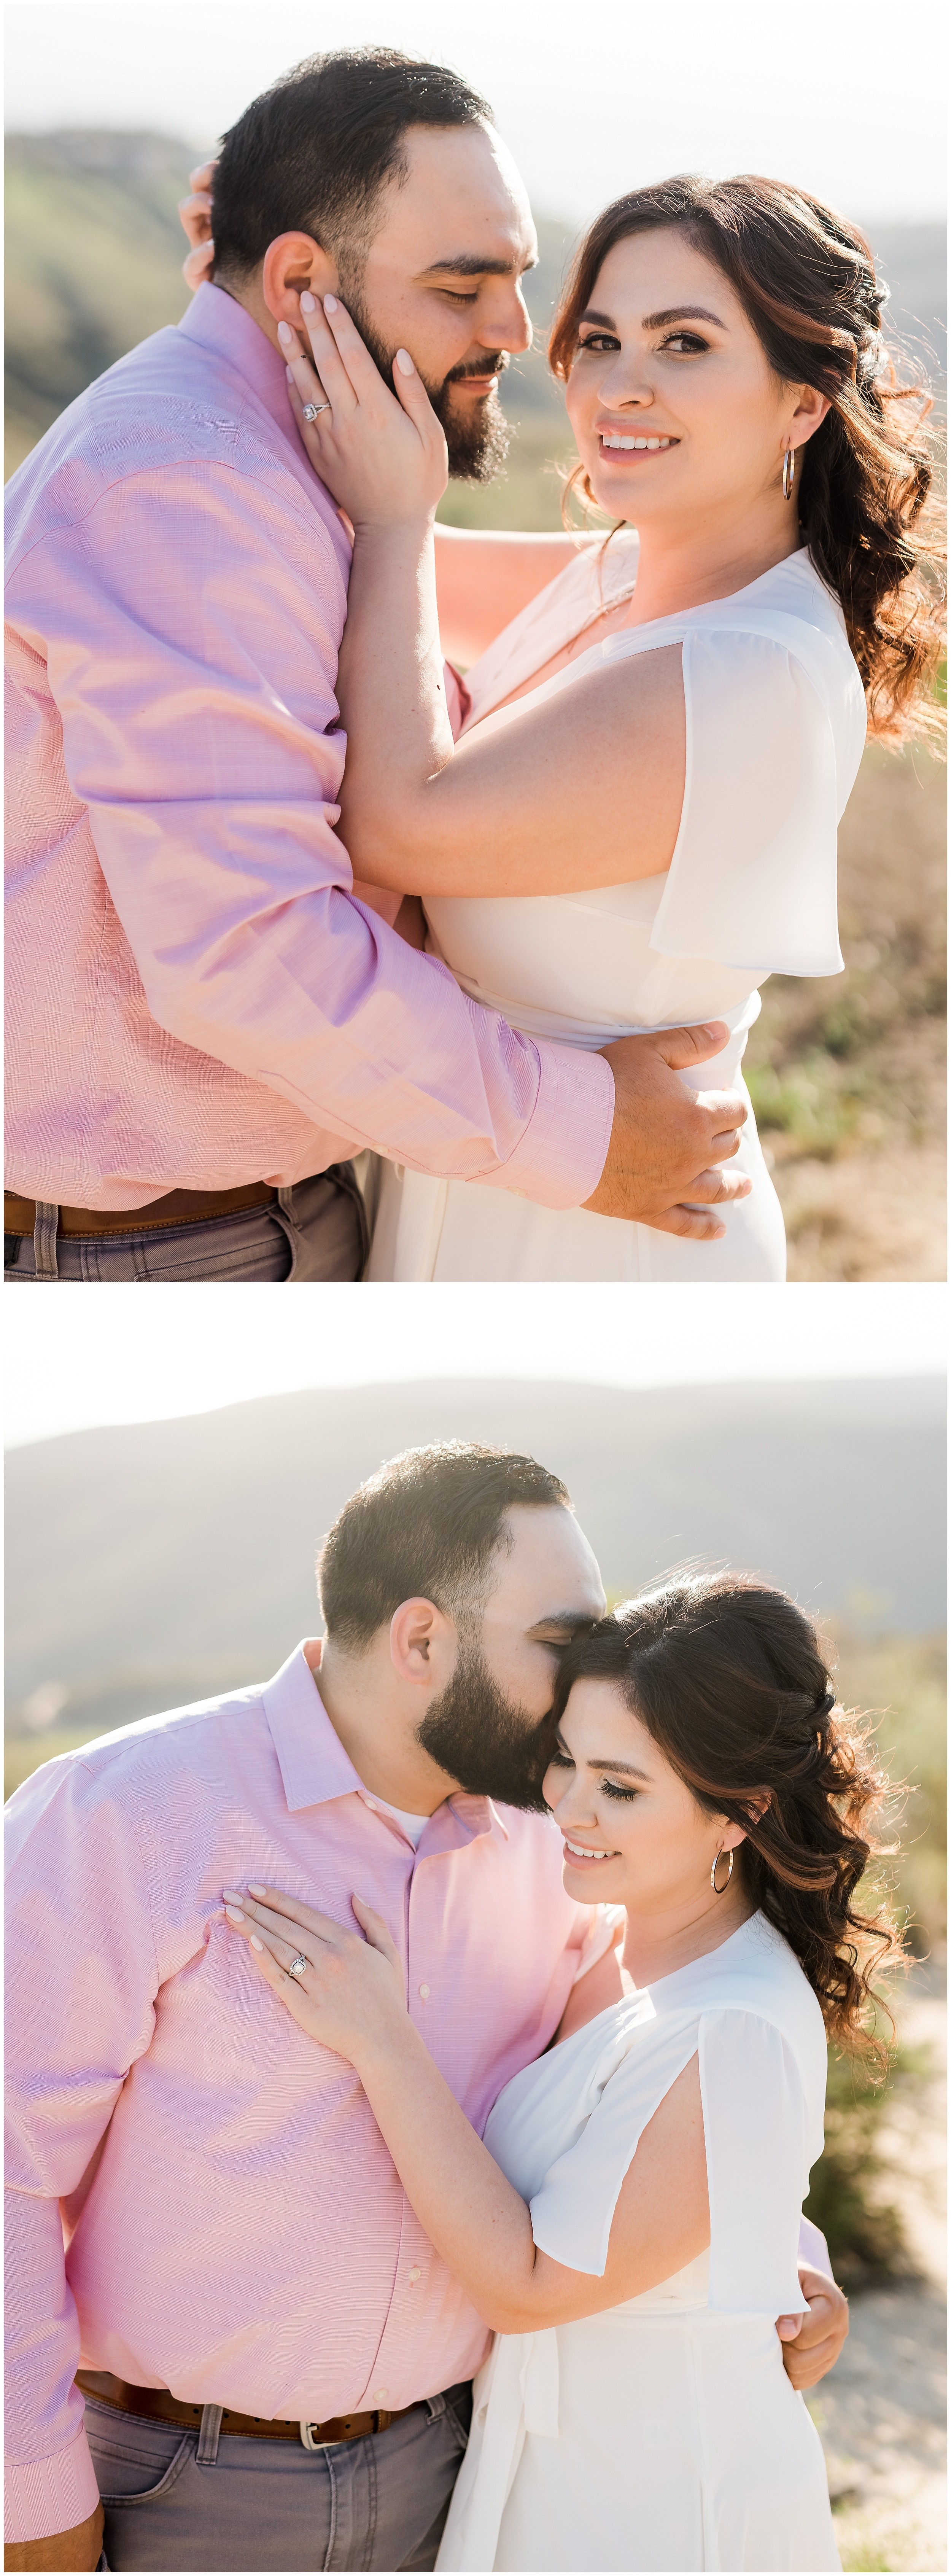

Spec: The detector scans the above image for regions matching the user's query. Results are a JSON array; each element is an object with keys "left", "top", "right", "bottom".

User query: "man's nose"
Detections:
[{"left": 479, "top": 283, "right": 533, "bottom": 357}]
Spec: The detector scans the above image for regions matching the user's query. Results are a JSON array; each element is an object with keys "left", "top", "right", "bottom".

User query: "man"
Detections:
[
  {"left": 6, "top": 1442, "right": 848, "bottom": 2573},
  {"left": 4, "top": 48, "right": 750, "bottom": 1282}
]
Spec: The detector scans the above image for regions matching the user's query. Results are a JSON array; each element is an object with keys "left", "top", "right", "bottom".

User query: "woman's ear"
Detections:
[
  {"left": 788, "top": 381, "right": 831, "bottom": 452},
  {"left": 262, "top": 233, "right": 339, "bottom": 326},
  {"left": 721, "top": 1790, "right": 771, "bottom": 1850}
]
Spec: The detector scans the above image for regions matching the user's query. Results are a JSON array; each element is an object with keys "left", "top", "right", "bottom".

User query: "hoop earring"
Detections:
[
  {"left": 711, "top": 1847, "right": 734, "bottom": 1895},
  {"left": 782, "top": 445, "right": 795, "bottom": 501}
]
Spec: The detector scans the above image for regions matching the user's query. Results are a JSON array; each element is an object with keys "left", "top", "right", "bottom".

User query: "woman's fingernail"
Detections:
[
  {"left": 324, "top": 293, "right": 338, "bottom": 313},
  {"left": 222, "top": 1890, "right": 242, "bottom": 1903},
  {"left": 247, "top": 1883, "right": 267, "bottom": 1898},
  {"left": 250, "top": 1935, "right": 264, "bottom": 1952},
  {"left": 395, "top": 347, "right": 415, "bottom": 376},
  {"left": 277, "top": 321, "right": 294, "bottom": 345},
  {"left": 225, "top": 1906, "right": 245, "bottom": 1923},
  {"left": 300, "top": 291, "right": 316, "bottom": 312}
]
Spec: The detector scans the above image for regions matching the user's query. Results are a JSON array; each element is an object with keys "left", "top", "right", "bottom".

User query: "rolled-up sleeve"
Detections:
[
  {"left": 4, "top": 1763, "right": 160, "bottom": 2544},
  {"left": 8, "top": 460, "right": 613, "bottom": 1207}
]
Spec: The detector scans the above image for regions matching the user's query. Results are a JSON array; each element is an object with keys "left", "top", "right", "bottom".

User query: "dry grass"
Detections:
[{"left": 745, "top": 740, "right": 946, "bottom": 1281}]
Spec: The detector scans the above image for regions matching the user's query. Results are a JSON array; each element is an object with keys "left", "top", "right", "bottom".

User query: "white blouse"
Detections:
[
  {"left": 486, "top": 1909, "right": 827, "bottom": 2302},
  {"left": 438, "top": 1913, "right": 838, "bottom": 2572},
  {"left": 425, "top": 537, "right": 867, "bottom": 1046}
]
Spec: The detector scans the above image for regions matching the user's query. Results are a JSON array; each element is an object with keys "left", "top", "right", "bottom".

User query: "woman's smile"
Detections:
[
  {"left": 561, "top": 1834, "right": 621, "bottom": 1866},
  {"left": 598, "top": 427, "right": 678, "bottom": 458}
]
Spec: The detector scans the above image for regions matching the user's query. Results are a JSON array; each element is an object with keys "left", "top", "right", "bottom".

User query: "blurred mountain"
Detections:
[
  {"left": 5, "top": 128, "right": 946, "bottom": 493},
  {"left": 4, "top": 130, "right": 194, "bottom": 473},
  {"left": 5, "top": 1375, "right": 945, "bottom": 1739}
]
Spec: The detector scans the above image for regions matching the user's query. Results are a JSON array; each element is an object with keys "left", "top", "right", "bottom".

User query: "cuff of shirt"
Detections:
[
  {"left": 5, "top": 2427, "right": 100, "bottom": 2546},
  {"left": 480, "top": 1038, "right": 615, "bottom": 1213}
]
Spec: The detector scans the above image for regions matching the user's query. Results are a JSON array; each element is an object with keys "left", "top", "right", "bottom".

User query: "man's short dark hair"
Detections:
[
  {"left": 318, "top": 1442, "right": 571, "bottom": 1652},
  {"left": 212, "top": 48, "right": 493, "bottom": 282}
]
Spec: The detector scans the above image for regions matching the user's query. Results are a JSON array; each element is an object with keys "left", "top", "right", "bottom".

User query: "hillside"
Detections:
[{"left": 5, "top": 1374, "right": 945, "bottom": 1734}]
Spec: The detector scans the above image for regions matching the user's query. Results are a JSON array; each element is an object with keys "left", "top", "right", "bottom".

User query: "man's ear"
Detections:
[
  {"left": 262, "top": 232, "right": 339, "bottom": 324},
  {"left": 390, "top": 1598, "right": 454, "bottom": 1690}
]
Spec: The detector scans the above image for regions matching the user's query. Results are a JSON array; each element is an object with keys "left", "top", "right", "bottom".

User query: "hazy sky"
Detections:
[
  {"left": 5, "top": 0, "right": 948, "bottom": 225},
  {"left": 5, "top": 1285, "right": 945, "bottom": 1449}
]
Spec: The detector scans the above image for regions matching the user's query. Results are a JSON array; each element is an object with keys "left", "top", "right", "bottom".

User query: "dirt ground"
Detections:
[
  {"left": 746, "top": 740, "right": 946, "bottom": 1282},
  {"left": 808, "top": 1970, "right": 947, "bottom": 2572}
]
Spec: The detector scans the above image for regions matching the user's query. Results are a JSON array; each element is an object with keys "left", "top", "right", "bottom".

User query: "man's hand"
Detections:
[
  {"left": 178, "top": 158, "right": 217, "bottom": 291},
  {"left": 584, "top": 1024, "right": 750, "bottom": 1238},
  {"left": 777, "top": 2265, "right": 849, "bottom": 2390},
  {"left": 4, "top": 2503, "right": 103, "bottom": 2572}
]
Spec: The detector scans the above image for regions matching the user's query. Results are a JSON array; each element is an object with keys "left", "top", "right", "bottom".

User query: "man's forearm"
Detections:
[{"left": 4, "top": 2504, "right": 103, "bottom": 2573}]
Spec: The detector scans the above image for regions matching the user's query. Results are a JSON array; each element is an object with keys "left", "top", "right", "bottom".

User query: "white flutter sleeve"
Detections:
[
  {"left": 528, "top": 2011, "right": 701, "bottom": 2277},
  {"left": 649, "top": 630, "right": 846, "bottom": 978},
  {"left": 700, "top": 2008, "right": 813, "bottom": 2315}
]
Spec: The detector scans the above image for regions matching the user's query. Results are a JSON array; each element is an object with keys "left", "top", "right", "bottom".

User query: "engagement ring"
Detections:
[
  {"left": 288, "top": 1952, "right": 309, "bottom": 1979},
  {"left": 302, "top": 402, "right": 330, "bottom": 422}
]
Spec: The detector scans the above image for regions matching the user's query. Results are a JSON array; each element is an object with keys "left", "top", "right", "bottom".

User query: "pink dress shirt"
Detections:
[
  {"left": 3, "top": 1647, "right": 614, "bottom": 2543},
  {"left": 4, "top": 283, "right": 612, "bottom": 1211}
]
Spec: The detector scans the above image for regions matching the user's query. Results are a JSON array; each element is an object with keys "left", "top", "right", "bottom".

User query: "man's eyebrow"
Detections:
[
  {"left": 421, "top": 253, "right": 537, "bottom": 279},
  {"left": 528, "top": 1609, "right": 601, "bottom": 1635}
]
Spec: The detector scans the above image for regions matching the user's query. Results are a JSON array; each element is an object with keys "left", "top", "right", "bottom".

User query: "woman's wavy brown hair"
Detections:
[
  {"left": 548, "top": 175, "right": 945, "bottom": 745},
  {"left": 550, "top": 1570, "right": 902, "bottom": 2061}
]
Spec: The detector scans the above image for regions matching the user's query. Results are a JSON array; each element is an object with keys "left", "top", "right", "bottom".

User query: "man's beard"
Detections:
[
  {"left": 416, "top": 1631, "right": 554, "bottom": 1811},
  {"left": 342, "top": 277, "right": 511, "bottom": 484}
]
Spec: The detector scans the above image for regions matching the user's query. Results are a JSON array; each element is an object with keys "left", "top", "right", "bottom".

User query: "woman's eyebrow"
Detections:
[
  {"left": 589, "top": 1757, "right": 651, "bottom": 1779},
  {"left": 641, "top": 305, "right": 724, "bottom": 329},
  {"left": 579, "top": 303, "right": 725, "bottom": 333}
]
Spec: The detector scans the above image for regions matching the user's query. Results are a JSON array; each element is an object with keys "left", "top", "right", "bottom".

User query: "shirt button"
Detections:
[
  {"left": 373, "top": 2388, "right": 388, "bottom": 2403},
  {"left": 408, "top": 2266, "right": 421, "bottom": 2284},
  {"left": 418, "top": 1983, "right": 430, "bottom": 1999}
]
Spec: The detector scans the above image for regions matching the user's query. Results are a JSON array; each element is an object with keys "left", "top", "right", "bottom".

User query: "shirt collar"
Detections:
[
  {"left": 261, "top": 1643, "right": 509, "bottom": 1844},
  {"left": 176, "top": 282, "right": 305, "bottom": 451}
]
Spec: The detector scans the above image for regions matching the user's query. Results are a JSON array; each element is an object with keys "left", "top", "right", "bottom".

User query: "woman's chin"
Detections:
[
  {"left": 561, "top": 1853, "right": 622, "bottom": 1892},
  {"left": 584, "top": 469, "right": 636, "bottom": 525}
]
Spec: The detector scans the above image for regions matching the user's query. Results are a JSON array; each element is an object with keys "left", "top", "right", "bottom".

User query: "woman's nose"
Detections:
[{"left": 599, "top": 365, "right": 654, "bottom": 411}]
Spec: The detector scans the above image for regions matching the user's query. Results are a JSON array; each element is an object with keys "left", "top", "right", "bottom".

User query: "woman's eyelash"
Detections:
[
  {"left": 577, "top": 330, "right": 709, "bottom": 355},
  {"left": 549, "top": 1748, "right": 637, "bottom": 1802}
]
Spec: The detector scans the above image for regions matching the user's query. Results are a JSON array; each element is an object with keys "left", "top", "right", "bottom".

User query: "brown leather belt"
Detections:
[
  {"left": 75, "top": 2370, "right": 413, "bottom": 2445},
  {"left": 4, "top": 1184, "right": 278, "bottom": 1238}
]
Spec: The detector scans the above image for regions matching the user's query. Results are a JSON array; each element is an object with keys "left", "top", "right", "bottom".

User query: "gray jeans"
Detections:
[
  {"left": 86, "top": 2384, "right": 472, "bottom": 2572},
  {"left": 3, "top": 1168, "right": 368, "bottom": 1282}
]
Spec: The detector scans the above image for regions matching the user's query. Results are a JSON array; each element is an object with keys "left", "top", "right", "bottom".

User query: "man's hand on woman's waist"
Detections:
[{"left": 585, "top": 1023, "right": 750, "bottom": 1236}]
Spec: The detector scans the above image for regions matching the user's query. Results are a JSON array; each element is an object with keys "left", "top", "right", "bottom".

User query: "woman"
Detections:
[
  {"left": 223, "top": 1573, "right": 899, "bottom": 2572},
  {"left": 278, "top": 177, "right": 941, "bottom": 1281}
]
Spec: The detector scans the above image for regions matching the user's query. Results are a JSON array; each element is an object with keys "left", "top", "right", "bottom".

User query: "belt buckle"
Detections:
[{"left": 300, "top": 2421, "right": 329, "bottom": 2450}]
